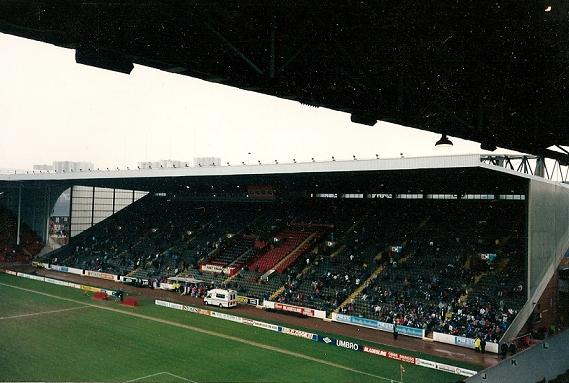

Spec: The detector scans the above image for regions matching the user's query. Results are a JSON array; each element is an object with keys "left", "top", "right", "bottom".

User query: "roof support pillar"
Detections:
[
  {"left": 16, "top": 184, "right": 21, "bottom": 246},
  {"left": 535, "top": 156, "right": 546, "bottom": 178}
]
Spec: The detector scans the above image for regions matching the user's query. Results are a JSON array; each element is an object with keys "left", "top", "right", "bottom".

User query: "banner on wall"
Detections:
[
  {"left": 433, "top": 332, "right": 499, "bottom": 354},
  {"left": 279, "top": 326, "right": 318, "bottom": 341},
  {"left": 44, "top": 277, "right": 70, "bottom": 287},
  {"left": 200, "top": 264, "right": 238, "bottom": 276},
  {"left": 237, "top": 295, "right": 259, "bottom": 306},
  {"left": 332, "top": 313, "right": 425, "bottom": 339},
  {"left": 152, "top": 298, "right": 478, "bottom": 378},
  {"left": 17, "top": 272, "right": 45, "bottom": 282},
  {"left": 50, "top": 264, "right": 69, "bottom": 273},
  {"left": 120, "top": 276, "right": 149, "bottom": 286},
  {"left": 80, "top": 284, "right": 101, "bottom": 293},
  {"left": 263, "top": 301, "right": 326, "bottom": 319},
  {"left": 43, "top": 264, "right": 84, "bottom": 275},
  {"left": 415, "top": 358, "right": 477, "bottom": 377},
  {"left": 85, "top": 270, "right": 117, "bottom": 281}
]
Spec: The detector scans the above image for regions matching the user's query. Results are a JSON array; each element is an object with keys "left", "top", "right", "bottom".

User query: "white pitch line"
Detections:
[
  {"left": 0, "top": 305, "right": 90, "bottom": 320},
  {"left": 164, "top": 372, "right": 198, "bottom": 382},
  {"left": 123, "top": 372, "right": 167, "bottom": 383},
  {"left": 0, "top": 281, "right": 397, "bottom": 382},
  {"left": 123, "top": 371, "right": 198, "bottom": 383}
]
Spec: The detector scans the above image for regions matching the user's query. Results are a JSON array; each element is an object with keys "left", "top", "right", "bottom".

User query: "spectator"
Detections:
[
  {"left": 508, "top": 342, "right": 517, "bottom": 356},
  {"left": 500, "top": 343, "right": 508, "bottom": 359}
]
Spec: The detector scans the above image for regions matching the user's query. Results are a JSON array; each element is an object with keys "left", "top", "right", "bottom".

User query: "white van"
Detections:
[{"left": 204, "top": 288, "right": 238, "bottom": 308}]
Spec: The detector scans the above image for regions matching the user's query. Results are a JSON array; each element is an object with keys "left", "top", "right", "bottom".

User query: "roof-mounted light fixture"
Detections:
[
  {"left": 480, "top": 142, "right": 497, "bottom": 152},
  {"left": 435, "top": 133, "right": 453, "bottom": 147}
]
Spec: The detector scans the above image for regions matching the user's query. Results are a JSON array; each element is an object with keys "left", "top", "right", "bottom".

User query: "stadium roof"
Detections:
[
  {"left": 0, "top": 154, "right": 565, "bottom": 195},
  {"left": 1, "top": 1, "right": 568, "bottom": 162}
]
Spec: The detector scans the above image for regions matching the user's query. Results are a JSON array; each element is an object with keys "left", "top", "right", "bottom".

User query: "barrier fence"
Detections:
[
  {"left": 332, "top": 312, "right": 426, "bottom": 339},
  {"left": 3, "top": 269, "right": 116, "bottom": 296},
  {"left": 24, "top": 263, "right": 497, "bottom": 355},
  {"left": 37, "top": 263, "right": 149, "bottom": 286},
  {"left": 263, "top": 300, "right": 327, "bottom": 319},
  {"left": 2, "top": 268, "right": 478, "bottom": 377},
  {"left": 155, "top": 298, "right": 477, "bottom": 377},
  {"left": 433, "top": 332, "right": 499, "bottom": 354}
]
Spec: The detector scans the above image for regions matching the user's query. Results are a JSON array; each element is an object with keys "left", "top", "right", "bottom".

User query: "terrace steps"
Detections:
[
  {"left": 248, "top": 230, "right": 312, "bottom": 274},
  {"left": 126, "top": 267, "right": 141, "bottom": 277},
  {"left": 333, "top": 263, "right": 385, "bottom": 314},
  {"left": 272, "top": 232, "right": 318, "bottom": 273},
  {"left": 269, "top": 286, "right": 285, "bottom": 301},
  {"left": 270, "top": 243, "right": 341, "bottom": 303},
  {"left": 334, "top": 254, "right": 411, "bottom": 314}
]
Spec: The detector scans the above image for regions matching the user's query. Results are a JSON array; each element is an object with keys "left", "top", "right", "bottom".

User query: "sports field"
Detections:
[{"left": 0, "top": 273, "right": 478, "bottom": 382}]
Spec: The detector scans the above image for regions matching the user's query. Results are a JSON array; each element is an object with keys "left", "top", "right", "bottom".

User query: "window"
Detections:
[
  {"left": 395, "top": 194, "right": 423, "bottom": 199},
  {"left": 426, "top": 194, "right": 458, "bottom": 200},
  {"left": 315, "top": 193, "right": 338, "bottom": 198},
  {"left": 215, "top": 293, "right": 226, "bottom": 299},
  {"left": 341, "top": 194, "right": 364, "bottom": 199},
  {"left": 367, "top": 193, "right": 392, "bottom": 199},
  {"left": 498, "top": 194, "right": 526, "bottom": 200}
]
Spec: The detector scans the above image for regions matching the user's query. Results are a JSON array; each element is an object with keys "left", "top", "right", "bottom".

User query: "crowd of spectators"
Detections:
[
  {"left": 0, "top": 207, "right": 43, "bottom": 263},
  {"left": 38, "top": 195, "right": 528, "bottom": 342},
  {"left": 344, "top": 200, "right": 526, "bottom": 342},
  {"left": 40, "top": 196, "right": 272, "bottom": 278}
]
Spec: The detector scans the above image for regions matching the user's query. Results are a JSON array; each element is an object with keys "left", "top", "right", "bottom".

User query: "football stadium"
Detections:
[
  {"left": 2, "top": 2, "right": 569, "bottom": 383},
  {"left": 1, "top": 155, "right": 568, "bottom": 382}
]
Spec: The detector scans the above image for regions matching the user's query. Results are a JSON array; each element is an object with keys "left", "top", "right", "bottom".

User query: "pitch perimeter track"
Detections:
[
  {"left": 0, "top": 281, "right": 400, "bottom": 383},
  {"left": 29, "top": 267, "right": 497, "bottom": 368}
]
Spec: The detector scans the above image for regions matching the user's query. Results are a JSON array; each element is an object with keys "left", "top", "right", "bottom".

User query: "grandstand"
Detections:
[
  {"left": 0, "top": 207, "right": 43, "bottom": 264},
  {"left": 1, "top": 154, "right": 568, "bottom": 381}
]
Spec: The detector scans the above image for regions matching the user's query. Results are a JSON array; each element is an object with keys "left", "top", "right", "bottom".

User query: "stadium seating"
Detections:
[
  {"left": 248, "top": 229, "right": 312, "bottom": 273},
  {"left": 347, "top": 201, "right": 526, "bottom": 342},
  {"left": 0, "top": 207, "right": 43, "bottom": 263},
  {"left": 40, "top": 197, "right": 269, "bottom": 279},
  {"left": 38, "top": 195, "right": 528, "bottom": 342},
  {"left": 204, "top": 237, "right": 255, "bottom": 267}
]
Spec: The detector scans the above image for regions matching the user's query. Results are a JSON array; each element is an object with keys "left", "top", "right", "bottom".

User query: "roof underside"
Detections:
[
  {"left": 1, "top": 1, "right": 568, "bottom": 160},
  {"left": 0, "top": 167, "right": 529, "bottom": 196}
]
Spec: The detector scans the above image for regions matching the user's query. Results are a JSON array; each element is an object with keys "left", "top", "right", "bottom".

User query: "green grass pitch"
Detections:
[{"left": 0, "top": 273, "right": 478, "bottom": 382}]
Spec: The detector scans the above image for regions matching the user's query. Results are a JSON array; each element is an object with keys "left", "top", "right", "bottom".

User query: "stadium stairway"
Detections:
[
  {"left": 222, "top": 269, "right": 241, "bottom": 284},
  {"left": 459, "top": 236, "right": 513, "bottom": 304},
  {"left": 334, "top": 253, "right": 411, "bottom": 315},
  {"left": 273, "top": 232, "right": 319, "bottom": 273},
  {"left": 269, "top": 286, "right": 285, "bottom": 301},
  {"left": 330, "top": 244, "right": 347, "bottom": 260},
  {"left": 126, "top": 268, "right": 141, "bottom": 277},
  {"left": 269, "top": 244, "right": 347, "bottom": 302},
  {"left": 333, "top": 262, "right": 386, "bottom": 315},
  {"left": 248, "top": 230, "right": 312, "bottom": 273}
]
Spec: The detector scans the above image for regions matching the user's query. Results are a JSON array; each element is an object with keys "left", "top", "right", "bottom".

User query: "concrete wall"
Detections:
[
  {"left": 528, "top": 180, "right": 569, "bottom": 297},
  {"left": 466, "top": 330, "right": 569, "bottom": 383},
  {"left": 502, "top": 180, "right": 569, "bottom": 342},
  {"left": 0, "top": 185, "right": 67, "bottom": 243},
  {"left": 533, "top": 271, "right": 559, "bottom": 331}
]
